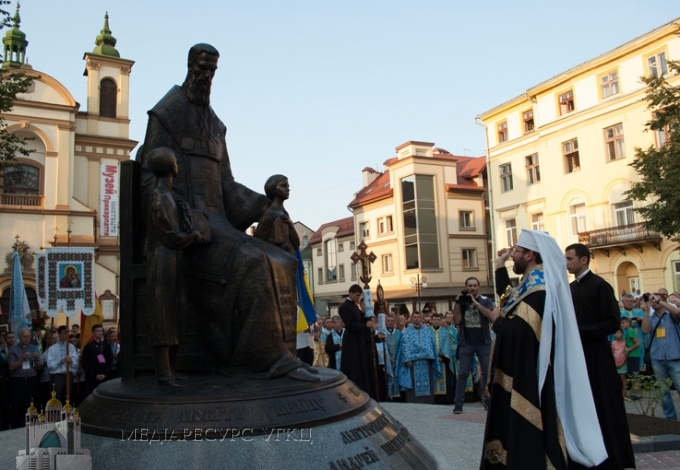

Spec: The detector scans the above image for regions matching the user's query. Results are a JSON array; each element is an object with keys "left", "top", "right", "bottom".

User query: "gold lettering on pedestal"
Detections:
[
  {"left": 261, "top": 398, "right": 326, "bottom": 419},
  {"left": 176, "top": 407, "right": 246, "bottom": 423}
]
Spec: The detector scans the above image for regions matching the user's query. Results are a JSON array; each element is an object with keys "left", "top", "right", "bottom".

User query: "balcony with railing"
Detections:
[
  {"left": 578, "top": 222, "right": 662, "bottom": 256},
  {"left": 0, "top": 194, "right": 44, "bottom": 208}
]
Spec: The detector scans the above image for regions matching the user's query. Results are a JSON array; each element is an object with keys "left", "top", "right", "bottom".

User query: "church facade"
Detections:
[{"left": 0, "top": 8, "right": 136, "bottom": 327}]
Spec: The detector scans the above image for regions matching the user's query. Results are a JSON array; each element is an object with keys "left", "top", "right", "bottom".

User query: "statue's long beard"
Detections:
[{"left": 184, "top": 74, "right": 212, "bottom": 106}]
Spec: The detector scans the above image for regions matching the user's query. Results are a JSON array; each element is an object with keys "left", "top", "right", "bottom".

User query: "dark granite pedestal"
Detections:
[{"left": 78, "top": 369, "right": 437, "bottom": 469}]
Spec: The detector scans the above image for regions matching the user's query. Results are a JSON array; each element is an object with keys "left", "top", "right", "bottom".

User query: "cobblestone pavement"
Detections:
[
  {"left": 2, "top": 399, "right": 680, "bottom": 469},
  {"left": 381, "top": 400, "right": 680, "bottom": 470}
]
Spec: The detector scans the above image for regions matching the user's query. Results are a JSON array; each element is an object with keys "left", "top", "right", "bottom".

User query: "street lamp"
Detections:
[{"left": 410, "top": 274, "right": 427, "bottom": 312}]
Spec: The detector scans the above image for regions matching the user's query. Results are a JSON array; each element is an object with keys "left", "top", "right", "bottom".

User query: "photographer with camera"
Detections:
[{"left": 451, "top": 276, "right": 495, "bottom": 414}]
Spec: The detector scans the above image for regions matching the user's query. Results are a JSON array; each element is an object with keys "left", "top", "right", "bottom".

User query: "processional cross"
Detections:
[{"left": 350, "top": 241, "right": 377, "bottom": 289}]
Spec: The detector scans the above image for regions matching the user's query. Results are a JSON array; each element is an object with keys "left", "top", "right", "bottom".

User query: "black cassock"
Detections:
[
  {"left": 482, "top": 268, "right": 568, "bottom": 470},
  {"left": 339, "top": 299, "right": 374, "bottom": 397},
  {"left": 570, "top": 271, "right": 635, "bottom": 470}
]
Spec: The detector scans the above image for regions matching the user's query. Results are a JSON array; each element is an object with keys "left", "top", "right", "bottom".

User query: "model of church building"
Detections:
[{"left": 15, "top": 391, "right": 92, "bottom": 470}]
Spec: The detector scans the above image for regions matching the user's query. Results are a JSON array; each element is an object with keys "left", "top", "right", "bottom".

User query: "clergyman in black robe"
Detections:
[
  {"left": 339, "top": 284, "right": 374, "bottom": 396},
  {"left": 482, "top": 230, "right": 607, "bottom": 470},
  {"left": 566, "top": 243, "right": 635, "bottom": 470},
  {"left": 485, "top": 264, "right": 568, "bottom": 469}
]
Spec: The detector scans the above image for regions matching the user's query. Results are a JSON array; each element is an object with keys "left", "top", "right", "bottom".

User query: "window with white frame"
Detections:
[
  {"left": 350, "top": 241, "right": 356, "bottom": 250},
  {"left": 570, "top": 203, "right": 587, "bottom": 236},
  {"left": 497, "top": 121, "right": 508, "bottom": 143},
  {"left": 647, "top": 51, "right": 668, "bottom": 77},
  {"left": 531, "top": 212, "right": 545, "bottom": 231},
  {"left": 325, "top": 239, "right": 337, "bottom": 281},
  {"left": 316, "top": 248, "right": 322, "bottom": 256},
  {"left": 505, "top": 219, "right": 517, "bottom": 246},
  {"left": 525, "top": 154, "right": 540, "bottom": 185},
  {"left": 604, "top": 124, "right": 625, "bottom": 161},
  {"left": 500, "top": 163, "right": 513, "bottom": 192},
  {"left": 459, "top": 210, "right": 474, "bottom": 229},
  {"left": 462, "top": 249, "right": 476, "bottom": 268},
  {"left": 559, "top": 90, "right": 575, "bottom": 115},
  {"left": 382, "top": 254, "right": 393, "bottom": 274},
  {"left": 614, "top": 201, "right": 635, "bottom": 227},
  {"left": 378, "top": 216, "right": 393, "bottom": 234},
  {"left": 339, "top": 264, "right": 345, "bottom": 281},
  {"left": 600, "top": 71, "right": 619, "bottom": 98},
  {"left": 359, "top": 221, "right": 369, "bottom": 240},
  {"left": 563, "top": 139, "right": 580, "bottom": 173},
  {"left": 351, "top": 263, "right": 357, "bottom": 280},
  {"left": 317, "top": 268, "right": 323, "bottom": 284},
  {"left": 338, "top": 242, "right": 344, "bottom": 252},
  {"left": 302, "top": 235, "right": 308, "bottom": 246},
  {"left": 653, "top": 110, "right": 674, "bottom": 148},
  {"left": 674, "top": 261, "right": 680, "bottom": 293},
  {"left": 523, "top": 109, "right": 534, "bottom": 133}
]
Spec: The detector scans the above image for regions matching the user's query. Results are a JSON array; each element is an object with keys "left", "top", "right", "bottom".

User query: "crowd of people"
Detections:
[
  {"left": 302, "top": 280, "right": 493, "bottom": 408},
  {"left": 0, "top": 323, "right": 119, "bottom": 430},
  {"left": 302, "top": 234, "right": 680, "bottom": 469}
]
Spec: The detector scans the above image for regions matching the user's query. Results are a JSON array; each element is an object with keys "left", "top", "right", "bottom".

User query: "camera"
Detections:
[
  {"left": 458, "top": 289, "right": 473, "bottom": 307},
  {"left": 642, "top": 293, "right": 650, "bottom": 302}
]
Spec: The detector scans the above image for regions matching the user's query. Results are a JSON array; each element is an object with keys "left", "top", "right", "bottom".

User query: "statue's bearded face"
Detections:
[{"left": 185, "top": 52, "right": 218, "bottom": 106}]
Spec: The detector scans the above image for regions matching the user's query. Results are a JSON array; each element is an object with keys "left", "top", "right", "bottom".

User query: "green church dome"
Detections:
[
  {"left": 2, "top": 3, "right": 28, "bottom": 69},
  {"left": 93, "top": 12, "right": 120, "bottom": 58}
]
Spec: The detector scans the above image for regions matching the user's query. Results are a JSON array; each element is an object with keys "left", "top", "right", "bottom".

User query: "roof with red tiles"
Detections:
[
  {"left": 308, "top": 216, "right": 355, "bottom": 245},
  {"left": 349, "top": 171, "right": 393, "bottom": 208},
  {"left": 350, "top": 155, "right": 486, "bottom": 208}
]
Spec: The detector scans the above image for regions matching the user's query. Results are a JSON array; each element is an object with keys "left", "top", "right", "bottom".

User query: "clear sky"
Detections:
[{"left": 14, "top": 1, "right": 680, "bottom": 232}]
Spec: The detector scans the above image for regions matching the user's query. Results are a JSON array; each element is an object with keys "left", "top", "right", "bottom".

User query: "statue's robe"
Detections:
[
  {"left": 385, "top": 328, "right": 402, "bottom": 398},
  {"left": 481, "top": 266, "right": 567, "bottom": 469},
  {"left": 396, "top": 325, "right": 441, "bottom": 403},
  {"left": 432, "top": 326, "right": 455, "bottom": 404},
  {"left": 570, "top": 272, "right": 635, "bottom": 470},
  {"left": 139, "top": 86, "right": 299, "bottom": 375}
]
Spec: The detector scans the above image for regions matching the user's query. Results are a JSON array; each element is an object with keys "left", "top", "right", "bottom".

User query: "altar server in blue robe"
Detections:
[{"left": 397, "top": 312, "right": 441, "bottom": 403}]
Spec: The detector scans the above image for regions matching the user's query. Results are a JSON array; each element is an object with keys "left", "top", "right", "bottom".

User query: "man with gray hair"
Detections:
[{"left": 7, "top": 328, "right": 41, "bottom": 428}]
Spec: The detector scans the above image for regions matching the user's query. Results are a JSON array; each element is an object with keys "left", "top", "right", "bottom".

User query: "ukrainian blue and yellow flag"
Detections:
[{"left": 295, "top": 249, "right": 317, "bottom": 332}]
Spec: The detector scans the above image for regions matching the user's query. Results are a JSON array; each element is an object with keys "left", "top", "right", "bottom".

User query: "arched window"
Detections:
[
  {"left": 1, "top": 163, "right": 41, "bottom": 206},
  {"left": 99, "top": 78, "right": 117, "bottom": 118},
  {"left": 3, "top": 164, "right": 39, "bottom": 194}
]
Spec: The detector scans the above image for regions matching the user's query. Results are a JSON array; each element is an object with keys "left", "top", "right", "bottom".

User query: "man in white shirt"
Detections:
[{"left": 47, "top": 325, "right": 79, "bottom": 404}]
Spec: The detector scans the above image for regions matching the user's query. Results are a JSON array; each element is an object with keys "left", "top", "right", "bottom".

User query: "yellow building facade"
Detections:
[
  {"left": 479, "top": 18, "right": 680, "bottom": 293},
  {"left": 0, "top": 11, "right": 136, "bottom": 327},
  {"left": 310, "top": 141, "right": 490, "bottom": 315}
]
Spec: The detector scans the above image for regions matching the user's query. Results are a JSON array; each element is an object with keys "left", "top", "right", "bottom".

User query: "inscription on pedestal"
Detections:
[
  {"left": 262, "top": 398, "right": 326, "bottom": 418},
  {"left": 176, "top": 407, "right": 245, "bottom": 423},
  {"left": 329, "top": 448, "right": 380, "bottom": 470},
  {"left": 340, "top": 414, "right": 389, "bottom": 444},
  {"left": 380, "top": 427, "right": 409, "bottom": 456}
]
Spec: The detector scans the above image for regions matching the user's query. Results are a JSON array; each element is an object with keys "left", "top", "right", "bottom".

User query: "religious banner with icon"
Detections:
[{"left": 38, "top": 247, "right": 96, "bottom": 317}]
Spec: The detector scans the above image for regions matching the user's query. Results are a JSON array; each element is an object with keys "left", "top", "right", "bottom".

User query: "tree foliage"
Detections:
[
  {"left": 626, "top": 59, "right": 680, "bottom": 243},
  {"left": 0, "top": 0, "right": 34, "bottom": 173}
]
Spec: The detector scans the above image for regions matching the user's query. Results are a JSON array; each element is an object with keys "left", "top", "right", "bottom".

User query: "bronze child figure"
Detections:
[
  {"left": 254, "top": 174, "right": 300, "bottom": 256},
  {"left": 145, "top": 147, "right": 204, "bottom": 387}
]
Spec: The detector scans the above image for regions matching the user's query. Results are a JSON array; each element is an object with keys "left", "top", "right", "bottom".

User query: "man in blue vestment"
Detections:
[
  {"left": 432, "top": 313, "right": 456, "bottom": 404},
  {"left": 397, "top": 312, "right": 441, "bottom": 403},
  {"left": 384, "top": 315, "right": 402, "bottom": 399}
]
